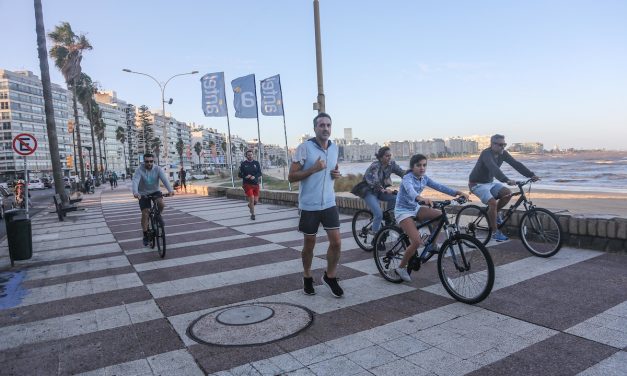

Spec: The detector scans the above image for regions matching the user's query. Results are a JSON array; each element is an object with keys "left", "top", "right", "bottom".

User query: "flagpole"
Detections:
[
  {"left": 222, "top": 76, "right": 235, "bottom": 188},
  {"left": 252, "top": 74, "right": 264, "bottom": 189},
  {"left": 276, "top": 75, "right": 292, "bottom": 191}
]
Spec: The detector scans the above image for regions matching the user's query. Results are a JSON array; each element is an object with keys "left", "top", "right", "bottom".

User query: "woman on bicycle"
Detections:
[
  {"left": 394, "top": 154, "right": 468, "bottom": 282},
  {"left": 362, "top": 147, "right": 405, "bottom": 235}
]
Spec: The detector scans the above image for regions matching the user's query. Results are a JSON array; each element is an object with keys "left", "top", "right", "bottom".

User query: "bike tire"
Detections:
[
  {"left": 455, "top": 205, "right": 492, "bottom": 245},
  {"left": 155, "top": 215, "right": 166, "bottom": 258},
  {"left": 352, "top": 209, "right": 375, "bottom": 251},
  {"left": 149, "top": 215, "right": 156, "bottom": 249},
  {"left": 519, "top": 208, "right": 563, "bottom": 257},
  {"left": 437, "top": 234, "right": 494, "bottom": 304},
  {"left": 373, "top": 226, "right": 408, "bottom": 283}
]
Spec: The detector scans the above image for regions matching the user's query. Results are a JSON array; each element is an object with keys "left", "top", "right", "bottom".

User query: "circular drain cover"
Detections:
[
  {"left": 216, "top": 305, "right": 274, "bottom": 325},
  {"left": 187, "top": 302, "right": 313, "bottom": 347}
]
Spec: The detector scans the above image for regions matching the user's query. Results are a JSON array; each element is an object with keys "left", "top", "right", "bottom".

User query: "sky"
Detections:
[{"left": 1, "top": 0, "right": 626, "bottom": 150}]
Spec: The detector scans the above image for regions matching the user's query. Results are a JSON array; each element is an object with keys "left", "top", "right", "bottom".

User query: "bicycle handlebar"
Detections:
[{"left": 418, "top": 196, "right": 469, "bottom": 209}]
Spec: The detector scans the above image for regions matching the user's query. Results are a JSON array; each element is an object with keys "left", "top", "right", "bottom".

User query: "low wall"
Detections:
[{"left": 187, "top": 183, "right": 627, "bottom": 253}]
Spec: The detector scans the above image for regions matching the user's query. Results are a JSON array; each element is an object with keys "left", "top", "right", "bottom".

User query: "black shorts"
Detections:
[
  {"left": 138, "top": 191, "right": 162, "bottom": 210},
  {"left": 298, "top": 206, "right": 340, "bottom": 235}
]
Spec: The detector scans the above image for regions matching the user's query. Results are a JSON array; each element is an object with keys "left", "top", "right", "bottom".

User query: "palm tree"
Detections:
[
  {"left": 151, "top": 137, "right": 162, "bottom": 165},
  {"left": 176, "top": 137, "right": 184, "bottom": 170},
  {"left": 49, "top": 21, "right": 92, "bottom": 186},
  {"left": 194, "top": 141, "right": 202, "bottom": 171},
  {"left": 115, "top": 126, "right": 128, "bottom": 178},
  {"left": 74, "top": 72, "right": 99, "bottom": 181},
  {"left": 95, "top": 115, "right": 105, "bottom": 173},
  {"left": 34, "top": 0, "right": 65, "bottom": 200},
  {"left": 137, "top": 105, "right": 152, "bottom": 154}
]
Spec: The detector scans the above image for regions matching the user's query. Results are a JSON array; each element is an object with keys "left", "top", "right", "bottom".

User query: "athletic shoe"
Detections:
[
  {"left": 492, "top": 230, "right": 509, "bottom": 242},
  {"left": 395, "top": 267, "right": 412, "bottom": 282},
  {"left": 250, "top": 214, "right": 255, "bottom": 220},
  {"left": 303, "top": 277, "right": 316, "bottom": 295},
  {"left": 321, "top": 272, "right": 344, "bottom": 298},
  {"left": 142, "top": 232, "right": 149, "bottom": 247}
]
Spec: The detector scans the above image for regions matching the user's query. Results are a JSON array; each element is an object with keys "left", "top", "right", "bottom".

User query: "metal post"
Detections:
[
  {"left": 252, "top": 75, "right": 264, "bottom": 189},
  {"left": 313, "top": 0, "right": 325, "bottom": 113},
  {"left": 277, "top": 75, "right": 292, "bottom": 191},
  {"left": 24, "top": 157, "right": 29, "bottom": 219}
]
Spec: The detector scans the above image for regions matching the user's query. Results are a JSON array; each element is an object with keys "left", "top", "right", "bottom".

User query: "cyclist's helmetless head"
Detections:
[
  {"left": 144, "top": 153, "right": 155, "bottom": 170},
  {"left": 490, "top": 134, "right": 507, "bottom": 155}
]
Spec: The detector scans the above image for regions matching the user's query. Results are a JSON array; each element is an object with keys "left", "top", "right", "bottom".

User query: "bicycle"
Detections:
[
  {"left": 352, "top": 207, "right": 395, "bottom": 252},
  {"left": 374, "top": 197, "right": 494, "bottom": 304},
  {"left": 455, "top": 179, "right": 563, "bottom": 257},
  {"left": 141, "top": 192, "right": 169, "bottom": 258}
]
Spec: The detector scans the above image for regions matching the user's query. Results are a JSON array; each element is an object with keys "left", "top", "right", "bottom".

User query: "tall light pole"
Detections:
[
  {"left": 313, "top": 0, "right": 325, "bottom": 113},
  {"left": 122, "top": 68, "right": 198, "bottom": 179}
]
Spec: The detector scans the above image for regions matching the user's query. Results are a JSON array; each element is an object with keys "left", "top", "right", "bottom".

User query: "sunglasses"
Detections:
[{"left": 493, "top": 143, "right": 507, "bottom": 147}]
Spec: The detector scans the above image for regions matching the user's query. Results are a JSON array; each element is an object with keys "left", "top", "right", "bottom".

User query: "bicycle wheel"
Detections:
[
  {"left": 455, "top": 205, "right": 492, "bottom": 245},
  {"left": 519, "top": 208, "right": 562, "bottom": 257},
  {"left": 373, "top": 226, "right": 408, "bottom": 283},
  {"left": 437, "top": 234, "right": 494, "bottom": 304},
  {"left": 155, "top": 215, "right": 166, "bottom": 258},
  {"left": 352, "top": 209, "right": 375, "bottom": 251},
  {"left": 148, "top": 215, "right": 156, "bottom": 249}
]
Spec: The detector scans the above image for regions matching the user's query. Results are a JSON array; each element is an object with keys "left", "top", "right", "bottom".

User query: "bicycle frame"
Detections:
[{"left": 498, "top": 179, "right": 535, "bottom": 230}]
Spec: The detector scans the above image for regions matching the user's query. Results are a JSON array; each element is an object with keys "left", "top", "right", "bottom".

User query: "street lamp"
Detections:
[{"left": 122, "top": 68, "right": 198, "bottom": 179}]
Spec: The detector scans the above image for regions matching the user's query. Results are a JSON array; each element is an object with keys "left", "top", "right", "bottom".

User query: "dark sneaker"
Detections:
[
  {"left": 142, "top": 232, "right": 149, "bottom": 247},
  {"left": 321, "top": 272, "right": 344, "bottom": 298},
  {"left": 492, "top": 230, "right": 509, "bottom": 242},
  {"left": 250, "top": 214, "right": 256, "bottom": 220},
  {"left": 303, "top": 277, "right": 316, "bottom": 295}
]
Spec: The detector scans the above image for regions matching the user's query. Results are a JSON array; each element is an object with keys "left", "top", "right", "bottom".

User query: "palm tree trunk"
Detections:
[
  {"left": 97, "top": 137, "right": 104, "bottom": 174},
  {"left": 122, "top": 143, "right": 128, "bottom": 177},
  {"left": 88, "top": 101, "right": 98, "bottom": 183},
  {"left": 34, "top": 0, "right": 66, "bottom": 202},
  {"left": 103, "top": 140, "right": 109, "bottom": 172},
  {"left": 71, "top": 83, "right": 86, "bottom": 185}
]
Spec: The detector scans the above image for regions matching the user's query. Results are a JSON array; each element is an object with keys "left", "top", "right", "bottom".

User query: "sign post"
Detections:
[{"left": 12, "top": 133, "right": 38, "bottom": 219}]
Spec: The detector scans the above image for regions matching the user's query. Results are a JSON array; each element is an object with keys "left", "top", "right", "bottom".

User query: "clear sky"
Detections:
[{"left": 2, "top": 0, "right": 626, "bottom": 150}]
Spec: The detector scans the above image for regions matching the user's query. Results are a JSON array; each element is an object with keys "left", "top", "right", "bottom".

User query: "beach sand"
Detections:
[{"left": 262, "top": 167, "right": 627, "bottom": 218}]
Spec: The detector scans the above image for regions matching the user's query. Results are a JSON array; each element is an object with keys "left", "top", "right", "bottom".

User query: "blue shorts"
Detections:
[{"left": 470, "top": 183, "right": 505, "bottom": 205}]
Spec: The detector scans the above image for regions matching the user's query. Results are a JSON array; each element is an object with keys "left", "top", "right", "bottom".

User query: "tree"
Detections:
[
  {"left": 151, "top": 137, "right": 162, "bottom": 165},
  {"left": 137, "top": 105, "right": 152, "bottom": 154},
  {"left": 34, "top": 0, "right": 65, "bottom": 201},
  {"left": 175, "top": 137, "right": 184, "bottom": 170},
  {"left": 221, "top": 141, "right": 227, "bottom": 166},
  {"left": 194, "top": 141, "right": 202, "bottom": 171},
  {"left": 74, "top": 72, "right": 99, "bottom": 180},
  {"left": 49, "top": 21, "right": 92, "bottom": 186},
  {"left": 115, "top": 126, "right": 128, "bottom": 177},
  {"left": 94, "top": 115, "right": 105, "bottom": 172}
]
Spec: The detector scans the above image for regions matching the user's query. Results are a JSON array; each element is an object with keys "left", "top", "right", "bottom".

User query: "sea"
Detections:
[{"left": 338, "top": 152, "right": 627, "bottom": 194}]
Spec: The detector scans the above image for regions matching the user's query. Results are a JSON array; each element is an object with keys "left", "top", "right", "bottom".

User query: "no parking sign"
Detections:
[{"left": 12, "top": 133, "right": 38, "bottom": 156}]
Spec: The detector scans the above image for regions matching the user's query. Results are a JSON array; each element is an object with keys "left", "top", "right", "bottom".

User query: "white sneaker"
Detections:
[{"left": 394, "top": 267, "right": 412, "bottom": 282}]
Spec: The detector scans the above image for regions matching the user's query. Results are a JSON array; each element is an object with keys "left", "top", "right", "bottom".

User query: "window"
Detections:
[{"left": 0, "top": 102, "right": 8, "bottom": 110}]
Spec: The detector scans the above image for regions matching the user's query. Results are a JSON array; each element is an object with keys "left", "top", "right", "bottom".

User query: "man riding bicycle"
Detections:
[
  {"left": 468, "top": 134, "right": 539, "bottom": 242},
  {"left": 132, "top": 153, "right": 175, "bottom": 246},
  {"left": 359, "top": 146, "right": 405, "bottom": 235}
]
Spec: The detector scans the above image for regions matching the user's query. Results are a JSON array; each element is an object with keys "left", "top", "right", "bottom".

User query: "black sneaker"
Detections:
[
  {"left": 250, "top": 214, "right": 256, "bottom": 220},
  {"left": 321, "top": 272, "right": 344, "bottom": 298},
  {"left": 142, "top": 232, "right": 149, "bottom": 247},
  {"left": 303, "top": 277, "right": 316, "bottom": 295}
]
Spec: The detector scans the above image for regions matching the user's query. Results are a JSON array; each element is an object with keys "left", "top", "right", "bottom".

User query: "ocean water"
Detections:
[{"left": 338, "top": 153, "right": 627, "bottom": 194}]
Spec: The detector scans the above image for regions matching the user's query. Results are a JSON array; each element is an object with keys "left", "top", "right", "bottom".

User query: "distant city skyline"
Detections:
[{"left": 1, "top": 0, "right": 625, "bottom": 150}]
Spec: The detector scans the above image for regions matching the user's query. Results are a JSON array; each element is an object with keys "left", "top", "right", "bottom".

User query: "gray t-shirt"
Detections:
[
  {"left": 469, "top": 148, "right": 534, "bottom": 184},
  {"left": 132, "top": 165, "right": 173, "bottom": 195}
]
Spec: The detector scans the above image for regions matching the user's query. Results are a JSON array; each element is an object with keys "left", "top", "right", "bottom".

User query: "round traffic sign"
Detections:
[{"left": 12, "top": 133, "right": 38, "bottom": 156}]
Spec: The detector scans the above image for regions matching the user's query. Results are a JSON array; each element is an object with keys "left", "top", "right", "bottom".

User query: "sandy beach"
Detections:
[{"left": 261, "top": 167, "right": 627, "bottom": 218}]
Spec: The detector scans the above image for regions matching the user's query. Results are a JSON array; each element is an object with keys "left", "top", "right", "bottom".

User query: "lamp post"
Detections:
[
  {"left": 122, "top": 68, "right": 198, "bottom": 179},
  {"left": 313, "top": 0, "right": 325, "bottom": 113}
]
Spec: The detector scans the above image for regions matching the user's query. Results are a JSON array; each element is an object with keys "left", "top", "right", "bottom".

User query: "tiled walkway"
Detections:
[{"left": 0, "top": 184, "right": 625, "bottom": 375}]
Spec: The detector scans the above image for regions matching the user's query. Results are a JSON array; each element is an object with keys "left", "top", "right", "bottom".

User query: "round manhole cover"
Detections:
[
  {"left": 216, "top": 305, "right": 274, "bottom": 325},
  {"left": 187, "top": 302, "right": 313, "bottom": 347}
]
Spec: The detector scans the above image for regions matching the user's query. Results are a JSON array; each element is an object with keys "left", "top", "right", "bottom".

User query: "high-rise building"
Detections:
[{"left": 344, "top": 128, "right": 352, "bottom": 141}]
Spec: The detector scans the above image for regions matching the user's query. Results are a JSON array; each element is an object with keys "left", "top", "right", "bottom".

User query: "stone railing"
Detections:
[{"left": 187, "top": 183, "right": 626, "bottom": 252}]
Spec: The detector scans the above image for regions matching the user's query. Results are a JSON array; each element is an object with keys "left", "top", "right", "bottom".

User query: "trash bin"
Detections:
[{"left": 4, "top": 209, "right": 32, "bottom": 264}]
